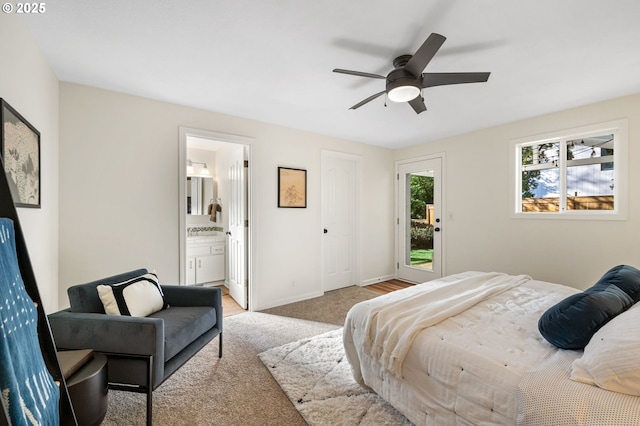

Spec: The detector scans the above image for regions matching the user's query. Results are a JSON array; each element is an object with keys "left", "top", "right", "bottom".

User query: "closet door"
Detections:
[{"left": 321, "top": 151, "right": 360, "bottom": 291}]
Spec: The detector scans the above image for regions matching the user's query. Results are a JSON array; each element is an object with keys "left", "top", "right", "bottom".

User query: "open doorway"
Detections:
[{"left": 179, "top": 127, "right": 253, "bottom": 310}]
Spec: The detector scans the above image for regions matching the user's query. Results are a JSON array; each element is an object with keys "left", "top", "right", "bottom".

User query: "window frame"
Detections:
[{"left": 510, "top": 119, "right": 628, "bottom": 220}]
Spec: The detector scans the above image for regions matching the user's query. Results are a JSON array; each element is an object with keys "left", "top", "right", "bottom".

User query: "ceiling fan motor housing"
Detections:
[{"left": 386, "top": 68, "right": 421, "bottom": 102}]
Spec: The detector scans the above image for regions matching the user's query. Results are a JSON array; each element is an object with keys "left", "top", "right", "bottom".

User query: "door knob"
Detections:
[
  {"left": 323, "top": 228, "right": 328, "bottom": 234},
  {"left": 434, "top": 227, "right": 441, "bottom": 232},
  {"left": 226, "top": 231, "right": 232, "bottom": 236}
]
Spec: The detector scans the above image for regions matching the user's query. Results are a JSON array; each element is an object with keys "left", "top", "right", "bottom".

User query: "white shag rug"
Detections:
[{"left": 258, "top": 329, "right": 412, "bottom": 426}]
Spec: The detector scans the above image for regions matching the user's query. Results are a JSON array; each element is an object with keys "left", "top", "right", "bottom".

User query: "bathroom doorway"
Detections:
[{"left": 178, "top": 127, "right": 253, "bottom": 310}]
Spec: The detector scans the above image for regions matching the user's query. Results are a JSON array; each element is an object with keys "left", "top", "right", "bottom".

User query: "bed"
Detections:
[{"left": 344, "top": 270, "right": 640, "bottom": 425}]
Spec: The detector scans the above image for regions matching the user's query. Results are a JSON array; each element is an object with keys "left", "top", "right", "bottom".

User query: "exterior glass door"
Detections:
[{"left": 398, "top": 158, "right": 442, "bottom": 283}]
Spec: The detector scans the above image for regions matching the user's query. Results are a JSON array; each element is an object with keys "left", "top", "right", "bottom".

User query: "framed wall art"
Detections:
[
  {"left": 0, "top": 99, "right": 41, "bottom": 208},
  {"left": 278, "top": 167, "right": 307, "bottom": 208}
]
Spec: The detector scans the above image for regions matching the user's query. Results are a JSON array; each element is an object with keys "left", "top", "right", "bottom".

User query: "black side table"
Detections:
[{"left": 59, "top": 351, "right": 108, "bottom": 426}]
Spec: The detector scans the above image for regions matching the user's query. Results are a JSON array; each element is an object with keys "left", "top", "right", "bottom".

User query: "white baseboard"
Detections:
[
  {"left": 360, "top": 274, "right": 396, "bottom": 286},
  {"left": 252, "top": 290, "right": 325, "bottom": 311},
  {"left": 251, "top": 275, "right": 396, "bottom": 310}
]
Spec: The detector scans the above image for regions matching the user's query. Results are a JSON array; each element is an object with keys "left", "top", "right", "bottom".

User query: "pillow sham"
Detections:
[
  {"left": 97, "top": 272, "right": 167, "bottom": 317},
  {"left": 570, "top": 303, "right": 640, "bottom": 396},
  {"left": 538, "top": 264, "right": 640, "bottom": 349}
]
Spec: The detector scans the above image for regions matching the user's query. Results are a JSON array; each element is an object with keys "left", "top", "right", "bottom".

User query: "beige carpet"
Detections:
[
  {"left": 260, "top": 285, "right": 380, "bottom": 326},
  {"left": 102, "top": 285, "right": 380, "bottom": 425}
]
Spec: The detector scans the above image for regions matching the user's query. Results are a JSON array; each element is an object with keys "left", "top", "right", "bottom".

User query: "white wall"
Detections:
[
  {"left": 395, "top": 93, "right": 640, "bottom": 290},
  {"left": 0, "top": 15, "right": 59, "bottom": 313},
  {"left": 59, "top": 83, "right": 395, "bottom": 310}
]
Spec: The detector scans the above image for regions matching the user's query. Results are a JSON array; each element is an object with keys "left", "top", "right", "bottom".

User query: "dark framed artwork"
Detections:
[
  {"left": 278, "top": 167, "right": 307, "bottom": 208},
  {"left": 0, "top": 99, "right": 41, "bottom": 208}
]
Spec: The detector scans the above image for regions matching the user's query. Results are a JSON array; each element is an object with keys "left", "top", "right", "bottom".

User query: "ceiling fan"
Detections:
[{"left": 333, "top": 33, "right": 491, "bottom": 114}]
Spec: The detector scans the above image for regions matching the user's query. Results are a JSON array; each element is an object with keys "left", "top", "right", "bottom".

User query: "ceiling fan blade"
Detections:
[
  {"left": 422, "top": 72, "right": 491, "bottom": 88},
  {"left": 404, "top": 33, "right": 446, "bottom": 77},
  {"left": 333, "top": 69, "right": 386, "bottom": 79},
  {"left": 349, "top": 91, "right": 386, "bottom": 110},
  {"left": 408, "top": 96, "right": 427, "bottom": 114}
]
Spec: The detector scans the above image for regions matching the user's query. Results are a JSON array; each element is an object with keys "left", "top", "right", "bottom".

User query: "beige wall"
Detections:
[
  {"left": 395, "top": 93, "right": 640, "bottom": 289},
  {"left": 59, "top": 83, "right": 395, "bottom": 310},
  {"left": 0, "top": 15, "right": 59, "bottom": 313}
]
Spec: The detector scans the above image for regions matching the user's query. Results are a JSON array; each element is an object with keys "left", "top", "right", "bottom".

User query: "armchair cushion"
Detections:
[
  {"left": 151, "top": 306, "right": 217, "bottom": 360},
  {"left": 97, "top": 272, "right": 167, "bottom": 317}
]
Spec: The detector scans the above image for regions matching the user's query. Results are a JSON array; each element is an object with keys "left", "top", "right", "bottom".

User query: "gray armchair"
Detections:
[{"left": 48, "top": 269, "right": 223, "bottom": 425}]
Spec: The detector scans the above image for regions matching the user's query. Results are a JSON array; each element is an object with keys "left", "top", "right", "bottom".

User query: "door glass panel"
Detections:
[{"left": 405, "top": 171, "right": 434, "bottom": 271}]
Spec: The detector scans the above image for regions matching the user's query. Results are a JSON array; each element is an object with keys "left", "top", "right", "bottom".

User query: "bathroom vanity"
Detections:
[{"left": 186, "top": 235, "right": 225, "bottom": 285}]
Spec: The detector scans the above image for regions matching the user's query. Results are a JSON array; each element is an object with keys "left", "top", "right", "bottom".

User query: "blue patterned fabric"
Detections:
[{"left": 0, "top": 218, "right": 59, "bottom": 425}]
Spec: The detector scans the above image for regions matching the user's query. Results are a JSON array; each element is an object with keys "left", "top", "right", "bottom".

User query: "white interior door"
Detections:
[
  {"left": 228, "top": 146, "right": 247, "bottom": 308},
  {"left": 397, "top": 157, "right": 443, "bottom": 283},
  {"left": 321, "top": 152, "right": 359, "bottom": 291}
]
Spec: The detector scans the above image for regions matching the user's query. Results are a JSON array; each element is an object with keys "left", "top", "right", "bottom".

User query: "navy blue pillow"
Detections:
[{"left": 538, "top": 265, "right": 640, "bottom": 349}]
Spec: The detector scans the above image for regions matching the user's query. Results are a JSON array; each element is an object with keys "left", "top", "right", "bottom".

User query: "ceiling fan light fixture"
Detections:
[
  {"left": 386, "top": 70, "right": 422, "bottom": 103},
  {"left": 387, "top": 84, "right": 421, "bottom": 103}
]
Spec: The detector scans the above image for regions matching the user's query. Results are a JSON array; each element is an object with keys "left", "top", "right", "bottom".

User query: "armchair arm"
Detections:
[
  {"left": 161, "top": 285, "right": 221, "bottom": 308},
  {"left": 48, "top": 310, "right": 164, "bottom": 361}
]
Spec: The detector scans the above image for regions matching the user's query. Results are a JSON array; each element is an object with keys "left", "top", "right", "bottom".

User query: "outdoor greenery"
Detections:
[
  {"left": 521, "top": 143, "right": 572, "bottom": 198},
  {"left": 410, "top": 220, "right": 433, "bottom": 250},
  {"left": 521, "top": 145, "right": 542, "bottom": 198},
  {"left": 411, "top": 249, "right": 433, "bottom": 265},
  {"left": 410, "top": 175, "right": 433, "bottom": 219}
]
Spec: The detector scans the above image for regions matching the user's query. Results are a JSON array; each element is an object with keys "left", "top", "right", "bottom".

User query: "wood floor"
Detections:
[
  {"left": 365, "top": 279, "right": 413, "bottom": 294},
  {"left": 221, "top": 293, "right": 246, "bottom": 317},
  {"left": 220, "top": 279, "right": 413, "bottom": 317}
]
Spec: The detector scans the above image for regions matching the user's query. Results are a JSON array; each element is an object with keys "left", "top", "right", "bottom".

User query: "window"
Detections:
[{"left": 512, "top": 120, "right": 628, "bottom": 220}]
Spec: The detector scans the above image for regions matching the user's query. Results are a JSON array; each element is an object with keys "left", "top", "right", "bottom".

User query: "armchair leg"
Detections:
[
  {"left": 146, "top": 388, "right": 152, "bottom": 426},
  {"left": 146, "top": 356, "right": 153, "bottom": 426},
  {"left": 218, "top": 332, "right": 223, "bottom": 358},
  {"left": 104, "top": 353, "right": 155, "bottom": 425}
]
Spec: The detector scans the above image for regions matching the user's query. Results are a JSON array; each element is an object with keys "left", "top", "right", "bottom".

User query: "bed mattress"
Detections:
[{"left": 344, "top": 272, "right": 581, "bottom": 425}]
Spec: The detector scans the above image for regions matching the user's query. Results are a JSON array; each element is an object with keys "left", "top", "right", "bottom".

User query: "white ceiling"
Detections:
[{"left": 23, "top": 0, "right": 640, "bottom": 149}]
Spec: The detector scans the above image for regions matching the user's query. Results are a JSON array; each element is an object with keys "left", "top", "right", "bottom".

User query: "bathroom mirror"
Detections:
[{"left": 187, "top": 176, "right": 214, "bottom": 215}]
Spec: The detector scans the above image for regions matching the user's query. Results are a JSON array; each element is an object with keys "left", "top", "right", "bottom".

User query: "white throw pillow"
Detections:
[
  {"left": 97, "top": 272, "right": 166, "bottom": 317},
  {"left": 570, "top": 303, "right": 640, "bottom": 396}
]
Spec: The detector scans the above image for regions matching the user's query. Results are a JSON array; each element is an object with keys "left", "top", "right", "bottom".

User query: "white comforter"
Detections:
[
  {"left": 344, "top": 272, "right": 571, "bottom": 425},
  {"left": 360, "top": 272, "right": 531, "bottom": 377}
]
